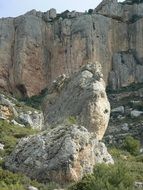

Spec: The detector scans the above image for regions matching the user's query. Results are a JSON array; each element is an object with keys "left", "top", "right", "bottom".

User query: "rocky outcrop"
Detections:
[
  {"left": 5, "top": 63, "right": 113, "bottom": 184},
  {"left": 0, "top": 93, "right": 43, "bottom": 129},
  {"left": 1, "top": 1, "right": 143, "bottom": 97},
  {"left": 43, "top": 63, "right": 110, "bottom": 140},
  {"left": 5, "top": 124, "right": 114, "bottom": 184}
]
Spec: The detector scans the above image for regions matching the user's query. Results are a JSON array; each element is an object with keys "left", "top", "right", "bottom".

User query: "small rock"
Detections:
[
  {"left": 140, "top": 148, "right": 143, "bottom": 153},
  {"left": 0, "top": 94, "right": 18, "bottom": 117},
  {"left": 121, "top": 123, "right": 129, "bottom": 131},
  {"left": 0, "top": 143, "right": 4, "bottom": 150},
  {"left": 117, "top": 115, "right": 125, "bottom": 120},
  {"left": 134, "top": 181, "right": 143, "bottom": 188},
  {"left": 19, "top": 112, "right": 43, "bottom": 129},
  {"left": 27, "top": 111, "right": 32, "bottom": 115},
  {"left": 0, "top": 115, "right": 7, "bottom": 120},
  {"left": 19, "top": 113, "right": 33, "bottom": 126},
  {"left": 67, "top": 11, "right": 77, "bottom": 18},
  {"left": 27, "top": 186, "right": 38, "bottom": 190},
  {"left": 112, "top": 106, "right": 125, "bottom": 114},
  {"left": 49, "top": 8, "right": 57, "bottom": 19},
  {"left": 11, "top": 119, "right": 25, "bottom": 127},
  {"left": 131, "top": 110, "right": 143, "bottom": 118}
]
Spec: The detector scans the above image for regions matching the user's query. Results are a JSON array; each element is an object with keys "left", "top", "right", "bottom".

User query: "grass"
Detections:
[
  {"left": 0, "top": 120, "right": 37, "bottom": 156},
  {"left": 0, "top": 119, "right": 61, "bottom": 190}
]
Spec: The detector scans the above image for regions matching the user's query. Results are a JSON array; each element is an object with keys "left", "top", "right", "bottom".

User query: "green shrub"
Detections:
[
  {"left": 88, "top": 9, "right": 93, "bottom": 14},
  {"left": 0, "top": 183, "right": 25, "bottom": 190},
  {"left": 67, "top": 116, "right": 77, "bottom": 125},
  {"left": 0, "top": 120, "right": 36, "bottom": 156},
  {"left": 123, "top": 136, "right": 140, "bottom": 156},
  {"left": 69, "top": 162, "right": 134, "bottom": 190}
]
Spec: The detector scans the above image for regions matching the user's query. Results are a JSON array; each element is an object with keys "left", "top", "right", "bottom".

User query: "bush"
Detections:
[
  {"left": 88, "top": 9, "right": 93, "bottom": 14},
  {"left": 0, "top": 169, "right": 30, "bottom": 186},
  {"left": 0, "top": 120, "right": 36, "bottom": 156},
  {"left": 67, "top": 116, "right": 77, "bottom": 125},
  {"left": 123, "top": 136, "right": 140, "bottom": 156},
  {"left": 0, "top": 183, "right": 25, "bottom": 190},
  {"left": 69, "top": 162, "right": 134, "bottom": 190}
]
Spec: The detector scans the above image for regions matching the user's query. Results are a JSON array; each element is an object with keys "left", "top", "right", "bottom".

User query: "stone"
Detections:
[
  {"left": 121, "top": 123, "right": 129, "bottom": 131},
  {"left": 0, "top": 94, "right": 18, "bottom": 117},
  {"left": 131, "top": 110, "right": 143, "bottom": 118},
  {"left": 11, "top": 119, "right": 25, "bottom": 127},
  {"left": 27, "top": 186, "right": 38, "bottom": 190},
  {"left": 0, "top": 143, "right": 4, "bottom": 150},
  {"left": 111, "top": 106, "right": 125, "bottom": 114},
  {"left": 43, "top": 62, "right": 110, "bottom": 140},
  {"left": 0, "top": 115, "right": 7, "bottom": 120},
  {"left": 134, "top": 181, "right": 143, "bottom": 189},
  {"left": 19, "top": 112, "right": 43, "bottom": 129},
  {"left": 0, "top": 93, "right": 43, "bottom": 130},
  {"left": 5, "top": 124, "right": 114, "bottom": 184},
  {"left": 0, "top": 105, "right": 13, "bottom": 119},
  {"left": 49, "top": 8, "right": 57, "bottom": 19},
  {"left": 140, "top": 148, "right": 143, "bottom": 153},
  {"left": 67, "top": 11, "right": 78, "bottom": 18},
  {"left": 95, "top": 0, "right": 123, "bottom": 19}
]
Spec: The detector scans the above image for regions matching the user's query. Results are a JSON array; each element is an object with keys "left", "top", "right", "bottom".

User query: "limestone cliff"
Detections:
[{"left": 1, "top": 0, "right": 143, "bottom": 97}]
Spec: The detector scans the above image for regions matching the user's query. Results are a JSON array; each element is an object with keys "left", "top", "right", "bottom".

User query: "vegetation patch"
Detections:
[
  {"left": 20, "top": 88, "right": 48, "bottom": 110},
  {"left": 0, "top": 120, "right": 37, "bottom": 156}
]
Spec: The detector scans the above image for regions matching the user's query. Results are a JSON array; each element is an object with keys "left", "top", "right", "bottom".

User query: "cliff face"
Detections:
[{"left": 1, "top": 0, "right": 143, "bottom": 97}]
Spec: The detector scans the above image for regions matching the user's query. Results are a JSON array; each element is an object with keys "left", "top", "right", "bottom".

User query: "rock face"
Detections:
[
  {"left": 5, "top": 62, "right": 113, "bottom": 184},
  {"left": 5, "top": 124, "right": 114, "bottom": 184},
  {"left": 1, "top": 1, "right": 143, "bottom": 97},
  {"left": 43, "top": 63, "right": 110, "bottom": 140}
]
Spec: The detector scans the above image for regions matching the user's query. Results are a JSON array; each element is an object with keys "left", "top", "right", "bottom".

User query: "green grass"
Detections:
[
  {"left": 0, "top": 120, "right": 37, "bottom": 156},
  {"left": 0, "top": 168, "right": 60, "bottom": 190},
  {"left": 0, "top": 119, "right": 61, "bottom": 190}
]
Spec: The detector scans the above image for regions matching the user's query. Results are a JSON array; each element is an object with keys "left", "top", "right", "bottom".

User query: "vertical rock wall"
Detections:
[{"left": 0, "top": 1, "right": 143, "bottom": 97}]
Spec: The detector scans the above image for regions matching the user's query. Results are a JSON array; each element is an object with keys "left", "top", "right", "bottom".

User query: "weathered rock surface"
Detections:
[
  {"left": 1, "top": 1, "right": 143, "bottom": 97},
  {"left": 43, "top": 63, "right": 110, "bottom": 140},
  {"left": 5, "top": 124, "right": 114, "bottom": 184},
  {"left": 28, "top": 186, "right": 38, "bottom": 190},
  {"left": 0, "top": 143, "right": 4, "bottom": 150},
  {"left": 0, "top": 93, "right": 43, "bottom": 130},
  {"left": 18, "top": 111, "right": 44, "bottom": 130},
  {"left": 109, "top": 51, "right": 143, "bottom": 89}
]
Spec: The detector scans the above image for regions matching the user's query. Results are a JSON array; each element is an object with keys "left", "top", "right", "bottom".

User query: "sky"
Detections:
[{"left": 0, "top": 0, "right": 124, "bottom": 18}]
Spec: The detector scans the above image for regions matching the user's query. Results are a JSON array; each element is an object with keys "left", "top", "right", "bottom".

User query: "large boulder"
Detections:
[
  {"left": 43, "top": 62, "right": 110, "bottom": 140},
  {"left": 5, "top": 124, "right": 114, "bottom": 184}
]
